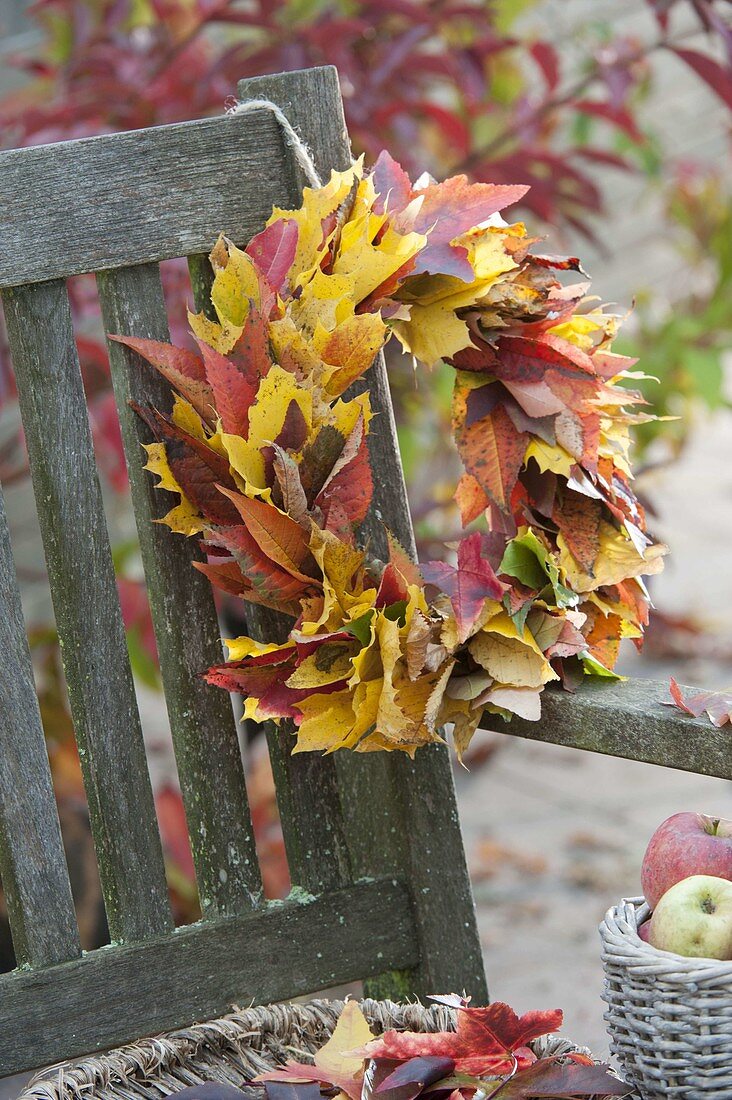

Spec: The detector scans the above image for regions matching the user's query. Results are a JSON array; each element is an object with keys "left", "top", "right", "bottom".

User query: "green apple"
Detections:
[{"left": 649, "top": 874, "right": 732, "bottom": 959}]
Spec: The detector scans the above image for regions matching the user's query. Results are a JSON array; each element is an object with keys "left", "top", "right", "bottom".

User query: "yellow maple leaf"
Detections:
[
  {"left": 220, "top": 366, "right": 314, "bottom": 496},
  {"left": 210, "top": 243, "right": 262, "bottom": 326},
  {"left": 142, "top": 443, "right": 204, "bottom": 535},
  {"left": 392, "top": 300, "right": 473, "bottom": 367},
  {"left": 332, "top": 203, "right": 426, "bottom": 304},
  {"left": 294, "top": 686, "right": 372, "bottom": 754},
  {"left": 316, "top": 313, "right": 387, "bottom": 397},
  {"left": 469, "top": 611, "right": 558, "bottom": 689},
  {"left": 549, "top": 305, "right": 617, "bottom": 351},
  {"left": 437, "top": 695, "right": 483, "bottom": 762},
  {"left": 187, "top": 306, "right": 243, "bottom": 356},
  {"left": 290, "top": 269, "right": 357, "bottom": 335},
  {"left": 269, "top": 162, "right": 363, "bottom": 289},
  {"left": 316, "top": 1001, "right": 374, "bottom": 1079},
  {"left": 224, "top": 637, "right": 287, "bottom": 661},
  {"left": 268, "top": 314, "right": 324, "bottom": 377},
  {"left": 524, "top": 438, "right": 575, "bottom": 478},
  {"left": 286, "top": 639, "right": 360, "bottom": 690},
  {"left": 558, "top": 522, "right": 667, "bottom": 593},
  {"left": 392, "top": 224, "right": 522, "bottom": 367}
]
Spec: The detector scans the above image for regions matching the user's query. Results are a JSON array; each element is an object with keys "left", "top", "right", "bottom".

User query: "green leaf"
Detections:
[
  {"left": 500, "top": 529, "right": 578, "bottom": 608},
  {"left": 346, "top": 609, "right": 375, "bottom": 646},
  {"left": 581, "top": 653, "right": 627, "bottom": 680}
]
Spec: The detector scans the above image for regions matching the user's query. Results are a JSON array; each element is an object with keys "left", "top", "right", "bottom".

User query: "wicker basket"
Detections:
[
  {"left": 601, "top": 896, "right": 732, "bottom": 1098},
  {"left": 19, "top": 999, "right": 601, "bottom": 1100}
]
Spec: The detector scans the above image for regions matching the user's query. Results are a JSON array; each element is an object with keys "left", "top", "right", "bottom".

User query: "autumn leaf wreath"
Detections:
[{"left": 115, "top": 153, "right": 666, "bottom": 759}]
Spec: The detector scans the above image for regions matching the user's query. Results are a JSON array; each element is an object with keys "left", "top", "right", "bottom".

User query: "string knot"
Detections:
[{"left": 226, "top": 97, "right": 323, "bottom": 189}]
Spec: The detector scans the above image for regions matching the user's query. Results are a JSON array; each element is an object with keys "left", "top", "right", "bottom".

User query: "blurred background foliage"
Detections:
[{"left": 0, "top": 0, "right": 731, "bottom": 949}]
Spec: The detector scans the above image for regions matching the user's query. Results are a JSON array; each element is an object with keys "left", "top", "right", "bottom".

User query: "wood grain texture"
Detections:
[
  {"left": 186, "top": 179, "right": 354, "bottom": 897},
  {"left": 97, "top": 263, "right": 263, "bottom": 916},
  {"left": 238, "top": 68, "right": 488, "bottom": 1002},
  {"left": 0, "top": 485, "right": 81, "bottom": 968},
  {"left": 0, "top": 878, "right": 417, "bottom": 1075},
  {"left": 1, "top": 279, "right": 172, "bottom": 943},
  {"left": 490, "top": 677, "right": 732, "bottom": 779},
  {"left": 0, "top": 111, "right": 289, "bottom": 287}
]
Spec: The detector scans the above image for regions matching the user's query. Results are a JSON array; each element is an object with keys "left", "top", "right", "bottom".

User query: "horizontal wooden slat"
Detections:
[
  {"left": 0, "top": 485, "right": 81, "bottom": 968},
  {"left": 98, "top": 263, "right": 263, "bottom": 916},
  {"left": 1, "top": 279, "right": 172, "bottom": 943},
  {"left": 0, "top": 110, "right": 289, "bottom": 287},
  {"left": 0, "top": 878, "right": 417, "bottom": 1076},
  {"left": 487, "top": 677, "right": 732, "bottom": 779}
]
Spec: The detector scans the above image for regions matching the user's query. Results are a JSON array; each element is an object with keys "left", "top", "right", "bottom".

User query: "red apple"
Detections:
[
  {"left": 637, "top": 918, "right": 652, "bottom": 942},
  {"left": 641, "top": 812, "right": 732, "bottom": 909}
]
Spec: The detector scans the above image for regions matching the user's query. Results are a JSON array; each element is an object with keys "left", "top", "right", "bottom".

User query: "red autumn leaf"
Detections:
[
  {"left": 205, "top": 650, "right": 296, "bottom": 698},
  {"left": 134, "top": 403, "right": 241, "bottom": 526},
  {"left": 422, "top": 532, "right": 508, "bottom": 643},
  {"left": 541, "top": 372, "right": 601, "bottom": 417},
  {"left": 109, "top": 334, "right": 206, "bottom": 381},
  {"left": 219, "top": 488, "right": 318, "bottom": 583},
  {"left": 198, "top": 340, "right": 257, "bottom": 437},
  {"left": 203, "top": 525, "right": 314, "bottom": 611},
  {"left": 376, "top": 562, "right": 410, "bottom": 608},
  {"left": 387, "top": 531, "right": 423, "bottom": 587},
  {"left": 246, "top": 218, "right": 299, "bottom": 293},
  {"left": 574, "top": 98, "right": 644, "bottom": 142},
  {"left": 111, "top": 334, "right": 215, "bottom": 423},
  {"left": 666, "top": 678, "right": 732, "bottom": 727},
  {"left": 672, "top": 48, "right": 732, "bottom": 111},
  {"left": 494, "top": 335, "right": 596, "bottom": 384},
  {"left": 450, "top": 338, "right": 499, "bottom": 374},
  {"left": 530, "top": 253, "right": 585, "bottom": 272},
  {"left": 318, "top": 443, "right": 373, "bottom": 533},
  {"left": 456, "top": 401, "right": 528, "bottom": 512},
  {"left": 494, "top": 1056, "right": 630, "bottom": 1097},
  {"left": 371, "top": 150, "right": 413, "bottom": 215},
  {"left": 454, "top": 473, "right": 490, "bottom": 527},
  {"left": 552, "top": 493, "right": 602, "bottom": 574},
  {"left": 371, "top": 1056, "right": 457, "bottom": 1100},
  {"left": 315, "top": 412, "right": 373, "bottom": 530},
  {"left": 227, "top": 305, "right": 273, "bottom": 379},
  {"left": 274, "top": 399, "right": 310, "bottom": 452},
  {"left": 192, "top": 557, "right": 249, "bottom": 598},
  {"left": 361, "top": 1001, "right": 563, "bottom": 1075},
  {"left": 580, "top": 605, "right": 621, "bottom": 670},
  {"left": 264, "top": 1082, "right": 321, "bottom": 1100},
  {"left": 407, "top": 175, "right": 530, "bottom": 281}
]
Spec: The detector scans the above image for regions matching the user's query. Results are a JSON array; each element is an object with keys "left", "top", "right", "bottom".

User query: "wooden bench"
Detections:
[
  {"left": 0, "top": 67, "right": 486, "bottom": 1077},
  {"left": 0, "top": 63, "right": 716, "bottom": 1080}
]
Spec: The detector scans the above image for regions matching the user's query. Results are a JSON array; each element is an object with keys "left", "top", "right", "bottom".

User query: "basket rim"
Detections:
[
  {"left": 19, "top": 997, "right": 595, "bottom": 1100},
  {"left": 601, "top": 894, "right": 732, "bottom": 980},
  {"left": 20, "top": 999, "right": 430, "bottom": 1100}
]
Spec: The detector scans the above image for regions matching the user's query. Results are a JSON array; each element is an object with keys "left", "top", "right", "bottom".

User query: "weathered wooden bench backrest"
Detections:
[{"left": 0, "top": 67, "right": 487, "bottom": 1077}]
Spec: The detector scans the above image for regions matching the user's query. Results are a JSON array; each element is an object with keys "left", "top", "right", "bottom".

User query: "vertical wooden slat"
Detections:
[
  {"left": 97, "top": 262, "right": 263, "bottom": 915},
  {"left": 237, "top": 67, "right": 489, "bottom": 1000},
  {"left": 0, "top": 484, "right": 81, "bottom": 968},
  {"left": 187, "top": 255, "right": 353, "bottom": 895},
  {"left": 1, "top": 279, "right": 172, "bottom": 943}
]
